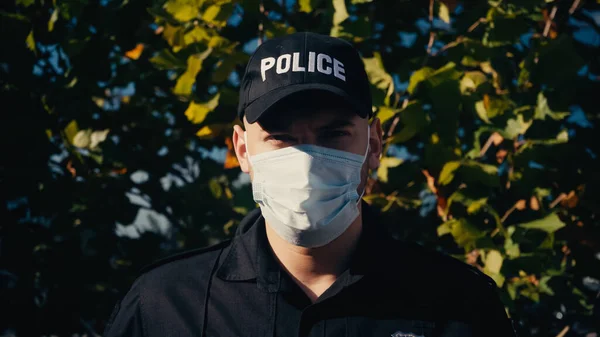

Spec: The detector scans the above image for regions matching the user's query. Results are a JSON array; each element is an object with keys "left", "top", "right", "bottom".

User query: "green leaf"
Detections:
[
  {"left": 376, "top": 106, "right": 399, "bottom": 125},
  {"left": 504, "top": 113, "right": 532, "bottom": 139},
  {"left": 408, "top": 63, "right": 462, "bottom": 94},
  {"left": 26, "top": 30, "right": 36, "bottom": 54},
  {"left": 331, "top": 13, "right": 371, "bottom": 43},
  {"left": 264, "top": 21, "right": 297, "bottom": 39},
  {"left": 173, "top": 48, "right": 212, "bottom": 96},
  {"left": 538, "top": 276, "right": 555, "bottom": 296},
  {"left": 163, "top": 24, "right": 186, "bottom": 50},
  {"left": 48, "top": 8, "right": 59, "bottom": 32},
  {"left": 64, "top": 120, "right": 80, "bottom": 145},
  {"left": 407, "top": 67, "right": 434, "bottom": 95},
  {"left": 150, "top": 49, "right": 187, "bottom": 70},
  {"left": 209, "top": 178, "right": 222, "bottom": 198},
  {"left": 438, "top": 161, "right": 461, "bottom": 185},
  {"left": 446, "top": 190, "right": 488, "bottom": 215},
  {"left": 461, "top": 161, "right": 499, "bottom": 187},
  {"left": 212, "top": 52, "right": 249, "bottom": 83},
  {"left": 483, "top": 249, "right": 505, "bottom": 286},
  {"left": 164, "top": 0, "right": 202, "bottom": 22},
  {"left": 201, "top": 2, "right": 233, "bottom": 27},
  {"left": 484, "top": 250, "right": 503, "bottom": 274},
  {"left": 476, "top": 95, "right": 515, "bottom": 123},
  {"left": 437, "top": 218, "right": 484, "bottom": 250},
  {"left": 147, "top": 7, "right": 181, "bottom": 26},
  {"left": 475, "top": 100, "right": 491, "bottom": 124},
  {"left": 388, "top": 101, "right": 429, "bottom": 143},
  {"left": 185, "top": 93, "right": 220, "bottom": 124},
  {"left": 0, "top": 10, "right": 29, "bottom": 22},
  {"left": 73, "top": 129, "right": 92, "bottom": 148},
  {"left": 534, "top": 92, "right": 570, "bottom": 121},
  {"left": 17, "top": 0, "right": 35, "bottom": 6},
  {"left": 505, "top": 240, "right": 521, "bottom": 259},
  {"left": 363, "top": 52, "right": 394, "bottom": 102},
  {"left": 518, "top": 213, "right": 566, "bottom": 233},
  {"left": 299, "top": 0, "right": 322, "bottom": 12},
  {"left": 438, "top": 2, "right": 450, "bottom": 24},
  {"left": 482, "top": 9, "right": 529, "bottom": 47},
  {"left": 460, "top": 71, "right": 487, "bottom": 94},
  {"left": 377, "top": 157, "right": 403, "bottom": 183},
  {"left": 332, "top": 0, "right": 349, "bottom": 26}
]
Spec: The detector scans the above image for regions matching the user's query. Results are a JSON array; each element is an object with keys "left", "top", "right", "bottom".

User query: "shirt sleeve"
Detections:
[{"left": 103, "top": 278, "right": 145, "bottom": 337}]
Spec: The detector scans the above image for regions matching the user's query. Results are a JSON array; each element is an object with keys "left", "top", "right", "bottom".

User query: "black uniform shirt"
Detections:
[{"left": 104, "top": 204, "right": 517, "bottom": 337}]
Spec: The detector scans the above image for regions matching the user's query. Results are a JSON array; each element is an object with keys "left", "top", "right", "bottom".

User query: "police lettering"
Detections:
[{"left": 260, "top": 52, "right": 346, "bottom": 82}]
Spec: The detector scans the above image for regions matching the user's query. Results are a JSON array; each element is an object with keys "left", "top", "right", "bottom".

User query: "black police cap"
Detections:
[{"left": 237, "top": 32, "right": 372, "bottom": 123}]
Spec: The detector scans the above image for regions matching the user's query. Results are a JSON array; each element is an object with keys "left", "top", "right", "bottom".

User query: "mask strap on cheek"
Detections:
[
  {"left": 244, "top": 131, "right": 254, "bottom": 165},
  {"left": 358, "top": 124, "right": 371, "bottom": 202}
]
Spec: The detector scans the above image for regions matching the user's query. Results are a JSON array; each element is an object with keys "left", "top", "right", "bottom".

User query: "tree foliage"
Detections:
[{"left": 1, "top": 0, "right": 599, "bottom": 336}]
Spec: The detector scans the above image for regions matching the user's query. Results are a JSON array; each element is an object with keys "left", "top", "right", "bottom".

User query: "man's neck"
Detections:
[{"left": 264, "top": 209, "right": 363, "bottom": 303}]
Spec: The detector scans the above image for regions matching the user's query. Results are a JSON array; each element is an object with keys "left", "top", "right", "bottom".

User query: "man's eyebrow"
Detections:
[{"left": 317, "top": 119, "right": 356, "bottom": 130}]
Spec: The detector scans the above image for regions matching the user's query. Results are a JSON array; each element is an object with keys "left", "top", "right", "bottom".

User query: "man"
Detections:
[{"left": 104, "top": 32, "right": 517, "bottom": 337}]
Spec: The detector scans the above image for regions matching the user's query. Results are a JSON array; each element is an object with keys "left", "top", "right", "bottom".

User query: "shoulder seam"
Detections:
[{"left": 138, "top": 239, "right": 232, "bottom": 276}]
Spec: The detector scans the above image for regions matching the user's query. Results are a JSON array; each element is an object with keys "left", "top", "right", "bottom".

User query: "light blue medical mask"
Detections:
[{"left": 245, "top": 127, "right": 370, "bottom": 248}]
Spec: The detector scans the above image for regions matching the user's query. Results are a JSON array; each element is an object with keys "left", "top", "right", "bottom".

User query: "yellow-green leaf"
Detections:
[
  {"left": 163, "top": 24, "right": 186, "bottom": 50},
  {"left": 475, "top": 100, "right": 491, "bottom": 124},
  {"left": 26, "top": 30, "right": 36, "bottom": 54},
  {"left": 17, "top": 0, "right": 35, "bottom": 7},
  {"left": 299, "top": 0, "right": 314, "bottom": 12},
  {"left": 504, "top": 113, "right": 532, "bottom": 139},
  {"left": 332, "top": 0, "right": 349, "bottom": 26},
  {"left": 185, "top": 93, "right": 220, "bottom": 124},
  {"left": 376, "top": 106, "right": 399, "bottom": 125},
  {"left": 460, "top": 71, "right": 487, "bottom": 93},
  {"left": 196, "top": 123, "right": 230, "bottom": 139},
  {"left": 64, "top": 120, "right": 79, "bottom": 144},
  {"left": 73, "top": 130, "right": 92, "bottom": 148},
  {"left": 388, "top": 102, "right": 429, "bottom": 144},
  {"left": 164, "top": 0, "right": 202, "bottom": 22},
  {"left": 48, "top": 8, "right": 59, "bottom": 32},
  {"left": 377, "top": 157, "right": 403, "bottom": 183},
  {"left": 202, "top": 2, "right": 233, "bottom": 27},
  {"left": 518, "top": 213, "right": 566, "bottom": 233},
  {"left": 535, "top": 92, "right": 570, "bottom": 121},
  {"left": 173, "top": 49, "right": 211, "bottom": 96},
  {"left": 407, "top": 67, "right": 434, "bottom": 95},
  {"left": 484, "top": 250, "right": 503, "bottom": 274},
  {"left": 363, "top": 52, "right": 394, "bottom": 103},
  {"left": 209, "top": 178, "right": 222, "bottom": 198},
  {"left": 202, "top": 5, "right": 220, "bottom": 21},
  {"left": 438, "top": 161, "right": 461, "bottom": 185},
  {"left": 438, "top": 218, "right": 483, "bottom": 250},
  {"left": 439, "top": 2, "right": 450, "bottom": 24}
]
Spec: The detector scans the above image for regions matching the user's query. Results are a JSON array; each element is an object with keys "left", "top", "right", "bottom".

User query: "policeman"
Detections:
[{"left": 104, "top": 32, "right": 517, "bottom": 337}]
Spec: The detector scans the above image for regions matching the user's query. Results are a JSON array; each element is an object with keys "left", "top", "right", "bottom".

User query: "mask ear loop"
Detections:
[
  {"left": 357, "top": 125, "right": 371, "bottom": 203},
  {"left": 244, "top": 131, "right": 253, "bottom": 165}
]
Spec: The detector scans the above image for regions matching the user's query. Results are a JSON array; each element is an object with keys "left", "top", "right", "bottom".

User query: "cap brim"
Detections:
[{"left": 243, "top": 83, "right": 371, "bottom": 124}]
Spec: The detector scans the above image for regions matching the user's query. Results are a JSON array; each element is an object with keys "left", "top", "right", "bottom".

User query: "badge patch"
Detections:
[{"left": 391, "top": 332, "right": 424, "bottom": 337}]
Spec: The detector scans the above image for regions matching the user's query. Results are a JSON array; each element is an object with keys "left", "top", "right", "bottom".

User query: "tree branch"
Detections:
[
  {"left": 543, "top": 5, "right": 558, "bottom": 37},
  {"left": 258, "top": 0, "right": 265, "bottom": 45}
]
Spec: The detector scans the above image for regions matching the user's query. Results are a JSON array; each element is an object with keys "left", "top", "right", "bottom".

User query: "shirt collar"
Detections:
[{"left": 215, "top": 202, "right": 392, "bottom": 292}]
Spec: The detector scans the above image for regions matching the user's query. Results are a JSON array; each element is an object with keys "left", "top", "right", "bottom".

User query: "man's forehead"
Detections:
[{"left": 251, "top": 107, "right": 361, "bottom": 133}]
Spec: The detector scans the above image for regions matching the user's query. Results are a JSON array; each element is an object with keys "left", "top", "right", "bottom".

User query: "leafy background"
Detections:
[{"left": 1, "top": 0, "right": 600, "bottom": 336}]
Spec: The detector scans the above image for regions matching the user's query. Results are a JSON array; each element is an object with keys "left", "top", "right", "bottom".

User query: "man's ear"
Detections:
[
  {"left": 368, "top": 117, "right": 383, "bottom": 171},
  {"left": 232, "top": 124, "right": 250, "bottom": 173}
]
